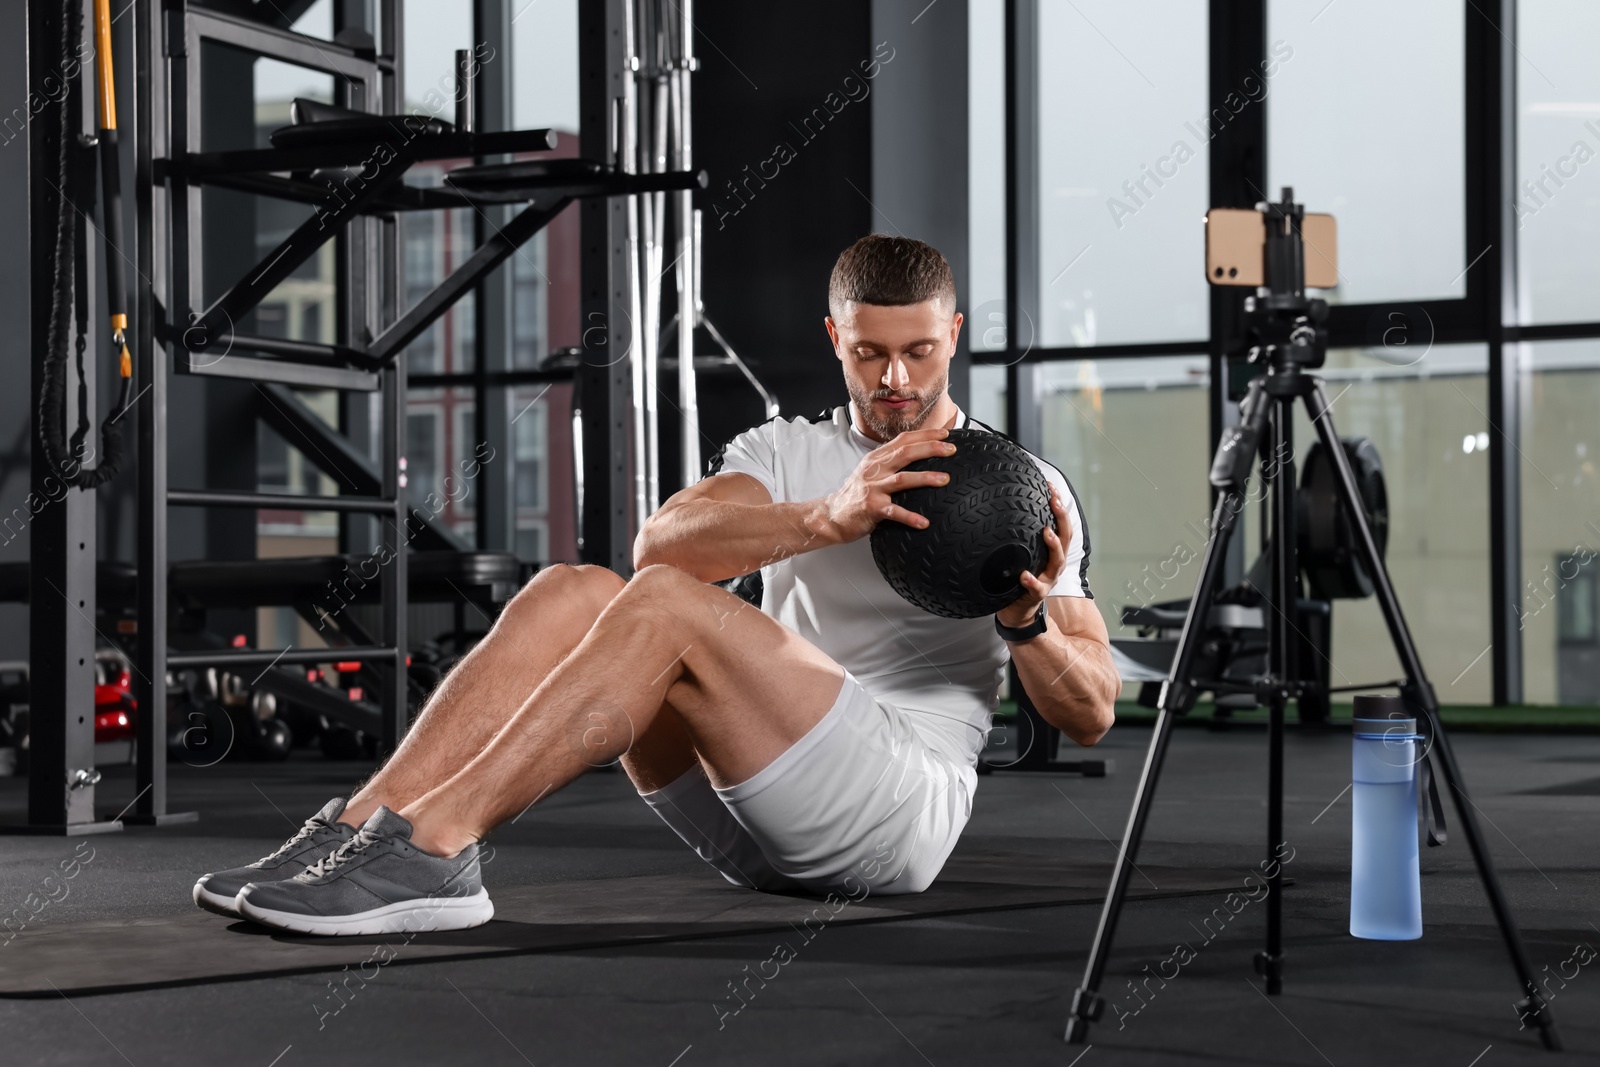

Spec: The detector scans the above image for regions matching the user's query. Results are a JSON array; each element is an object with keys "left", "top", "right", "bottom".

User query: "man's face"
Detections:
[{"left": 826, "top": 300, "right": 963, "bottom": 441}]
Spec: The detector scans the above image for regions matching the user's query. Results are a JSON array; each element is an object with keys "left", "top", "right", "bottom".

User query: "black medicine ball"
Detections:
[{"left": 870, "top": 428, "right": 1054, "bottom": 619}]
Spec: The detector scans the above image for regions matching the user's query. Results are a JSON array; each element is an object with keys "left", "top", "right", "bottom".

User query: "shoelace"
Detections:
[
  {"left": 303, "top": 825, "right": 385, "bottom": 879},
  {"left": 260, "top": 815, "right": 338, "bottom": 863}
]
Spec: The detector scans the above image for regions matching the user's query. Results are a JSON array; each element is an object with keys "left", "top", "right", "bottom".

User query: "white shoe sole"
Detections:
[
  {"left": 237, "top": 887, "right": 494, "bottom": 936},
  {"left": 193, "top": 878, "right": 244, "bottom": 918}
]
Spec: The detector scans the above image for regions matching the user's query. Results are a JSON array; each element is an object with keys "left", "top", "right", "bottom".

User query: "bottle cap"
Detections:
[{"left": 1352, "top": 694, "right": 1412, "bottom": 719}]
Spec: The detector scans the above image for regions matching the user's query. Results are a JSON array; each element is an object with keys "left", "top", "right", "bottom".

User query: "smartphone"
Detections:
[
  {"left": 1301, "top": 213, "right": 1338, "bottom": 288},
  {"left": 1204, "top": 208, "right": 1338, "bottom": 289}
]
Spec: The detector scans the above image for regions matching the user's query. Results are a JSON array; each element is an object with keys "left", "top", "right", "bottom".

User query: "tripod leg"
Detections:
[
  {"left": 1260, "top": 695, "right": 1285, "bottom": 993},
  {"left": 1065, "top": 481, "right": 1261, "bottom": 1041},
  {"left": 1303, "top": 382, "right": 1561, "bottom": 1051},
  {"left": 1259, "top": 390, "right": 1296, "bottom": 994},
  {"left": 1063, "top": 704, "right": 1178, "bottom": 1042}
]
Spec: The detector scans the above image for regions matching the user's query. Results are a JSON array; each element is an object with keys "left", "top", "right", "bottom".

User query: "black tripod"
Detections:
[{"left": 1063, "top": 191, "right": 1561, "bottom": 1051}]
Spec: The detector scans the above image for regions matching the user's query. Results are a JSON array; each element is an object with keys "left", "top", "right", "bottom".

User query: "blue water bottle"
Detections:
[{"left": 1349, "top": 695, "right": 1423, "bottom": 940}]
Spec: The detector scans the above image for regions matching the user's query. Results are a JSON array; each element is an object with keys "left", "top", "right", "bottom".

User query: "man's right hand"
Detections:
[{"left": 819, "top": 427, "right": 958, "bottom": 544}]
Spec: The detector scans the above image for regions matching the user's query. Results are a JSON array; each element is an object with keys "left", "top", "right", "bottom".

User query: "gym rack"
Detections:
[{"left": 14, "top": 0, "right": 699, "bottom": 833}]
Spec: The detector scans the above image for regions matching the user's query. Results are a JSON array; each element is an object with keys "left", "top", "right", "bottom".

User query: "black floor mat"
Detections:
[{"left": 0, "top": 841, "right": 1244, "bottom": 998}]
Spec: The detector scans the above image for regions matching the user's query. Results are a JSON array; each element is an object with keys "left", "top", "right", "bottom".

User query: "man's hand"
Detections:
[
  {"left": 998, "top": 486, "right": 1116, "bottom": 745},
  {"left": 819, "top": 427, "right": 957, "bottom": 544},
  {"left": 996, "top": 483, "right": 1070, "bottom": 629}
]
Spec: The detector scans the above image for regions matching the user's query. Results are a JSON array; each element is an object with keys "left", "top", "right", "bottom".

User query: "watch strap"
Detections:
[{"left": 995, "top": 602, "right": 1048, "bottom": 642}]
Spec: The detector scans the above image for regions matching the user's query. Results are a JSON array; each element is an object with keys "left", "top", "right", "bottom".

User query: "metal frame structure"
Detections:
[
  {"left": 12, "top": 0, "right": 119, "bottom": 835},
  {"left": 129, "top": 0, "right": 412, "bottom": 824},
  {"left": 999, "top": 0, "right": 1580, "bottom": 706},
  {"left": 413, "top": 0, "right": 705, "bottom": 557},
  {"left": 132, "top": 0, "right": 692, "bottom": 823},
  {"left": 12, "top": 0, "right": 696, "bottom": 832}
]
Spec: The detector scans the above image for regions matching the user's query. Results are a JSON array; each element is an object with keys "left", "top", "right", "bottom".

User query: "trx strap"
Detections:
[{"left": 39, "top": 0, "right": 134, "bottom": 491}]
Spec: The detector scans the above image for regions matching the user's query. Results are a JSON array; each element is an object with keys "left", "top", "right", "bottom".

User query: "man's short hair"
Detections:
[{"left": 828, "top": 234, "right": 956, "bottom": 319}]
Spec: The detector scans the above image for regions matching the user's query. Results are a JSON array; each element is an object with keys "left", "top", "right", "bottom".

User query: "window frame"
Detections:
[{"left": 995, "top": 0, "right": 1561, "bottom": 702}]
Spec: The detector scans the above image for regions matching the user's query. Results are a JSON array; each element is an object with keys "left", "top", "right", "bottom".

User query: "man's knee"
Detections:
[
  {"left": 619, "top": 565, "right": 761, "bottom": 655},
  {"left": 500, "top": 563, "right": 625, "bottom": 629},
  {"left": 622, "top": 564, "right": 720, "bottom": 619},
  {"left": 627, "top": 562, "right": 700, "bottom": 594}
]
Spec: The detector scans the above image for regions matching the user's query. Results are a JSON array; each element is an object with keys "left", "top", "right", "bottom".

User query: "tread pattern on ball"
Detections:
[{"left": 871, "top": 429, "right": 1054, "bottom": 619}]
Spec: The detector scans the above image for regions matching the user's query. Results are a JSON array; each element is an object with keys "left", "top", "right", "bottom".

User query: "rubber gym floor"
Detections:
[{"left": 1, "top": 719, "right": 1595, "bottom": 1067}]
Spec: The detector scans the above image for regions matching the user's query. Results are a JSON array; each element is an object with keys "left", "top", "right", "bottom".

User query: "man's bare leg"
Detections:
[
  {"left": 341, "top": 563, "right": 626, "bottom": 826},
  {"left": 400, "top": 564, "right": 847, "bottom": 857}
]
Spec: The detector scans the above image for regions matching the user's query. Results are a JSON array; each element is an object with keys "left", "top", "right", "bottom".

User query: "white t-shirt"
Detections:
[{"left": 709, "top": 403, "right": 1092, "bottom": 765}]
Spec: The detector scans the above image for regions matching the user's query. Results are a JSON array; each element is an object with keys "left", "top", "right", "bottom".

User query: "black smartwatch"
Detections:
[{"left": 995, "top": 603, "right": 1048, "bottom": 642}]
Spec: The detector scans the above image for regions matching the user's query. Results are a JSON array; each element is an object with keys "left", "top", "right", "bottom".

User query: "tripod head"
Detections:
[
  {"left": 1207, "top": 189, "right": 1336, "bottom": 493},
  {"left": 1241, "top": 188, "right": 1330, "bottom": 371},
  {"left": 1205, "top": 186, "right": 1333, "bottom": 372}
]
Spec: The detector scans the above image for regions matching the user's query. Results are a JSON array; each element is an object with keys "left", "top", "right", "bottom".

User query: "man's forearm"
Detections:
[
  {"left": 634, "top": 499, "right": 839, "bottom": 582},
  {"left": 1006, "top": 624, "right": 1119, "bottom": 746}
]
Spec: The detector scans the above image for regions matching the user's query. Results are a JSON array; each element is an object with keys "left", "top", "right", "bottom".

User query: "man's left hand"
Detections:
[{"left": 996, "top": 485, "right": 1070, "bottom": 630}]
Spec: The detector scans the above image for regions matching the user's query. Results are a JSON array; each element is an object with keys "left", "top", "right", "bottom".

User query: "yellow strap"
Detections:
[
  {"left": 95, "top": 0, "right": 116, "bottom": 131},
  {"left": 119, "top": 346, "right": 132, "bottom": 378}
]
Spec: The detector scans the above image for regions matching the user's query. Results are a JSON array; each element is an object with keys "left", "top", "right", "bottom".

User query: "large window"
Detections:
[
  {"left": 406, "top": 407, "right": 444, "bottom": 514},
  {"left": 404, "top": 0, "right": 473, "bottom": 119},
  {"left": 1267, "top": 0, "right": 1467, "bottom": 304},
  {"left": 512, "top": 0, "right": 580, "bottom": 134},
  {"left": 1516, "top": 0, "right": 1600, "bottom": 325},
  {"left": 1518, "top": 340, "right": 1600, "bottom": 703},
  {"left": 1037, "top": 358, "right": 1212, "bottom": 637},
  {"left": 969, "top": 3, "right": 1600, "bottom": 705},
  {"left": 968, "top": 0, "right": 1006, "bottom": 356},
  {"left": 402, "top": 210, "right": 444, "bottom": 374},
  {"left": 1036, "top": 1, "right": 1210, "bottom": 347},
  {"left": 401, "top": 199, "right": 476, "bottom": 376},
  {"left": 387, "top": 0, "right": 579, "bottom": 562},
  {"left": 240, "top": 43, "right": 343, "bottom": 560},
  {"left": 1287, "top": 346, "right": 1493, "bottom": 703}
]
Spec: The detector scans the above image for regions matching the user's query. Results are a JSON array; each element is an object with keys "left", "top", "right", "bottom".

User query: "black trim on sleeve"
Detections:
[
  {"left": 966, "top": 416, "right": 1011, "bottom": 442},
  {"left": 705, "top": 412, "right": 796, "bottom": 480},
  {"left": 704, "top": 440, "right": 731, "bottom": 478},
  {"left": 1060, "top": 467, "right": 1094, "bottom": 599}
]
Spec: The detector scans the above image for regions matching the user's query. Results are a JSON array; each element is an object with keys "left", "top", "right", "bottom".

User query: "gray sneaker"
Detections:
[
  {"left": 235, "top": 806, "right": 492, "bottom": 936},
  {"left": 193, "top": 797, "right": 357, "bottom": 918}
]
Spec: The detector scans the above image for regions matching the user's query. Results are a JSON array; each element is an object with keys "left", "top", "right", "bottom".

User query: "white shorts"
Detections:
[{"left": 637, "top": 671, "right": 975, "bottom": 896}]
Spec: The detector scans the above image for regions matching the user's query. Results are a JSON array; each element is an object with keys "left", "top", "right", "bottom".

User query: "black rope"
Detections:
[
  {"left": 37, "top": 0, "right": 82, "bottom": 485},
  {"left": 37, "top": 0, "right": 131, "bottom": 492},
  {"left": 70, "top": 163, "right": 93, "bottom": 465}
]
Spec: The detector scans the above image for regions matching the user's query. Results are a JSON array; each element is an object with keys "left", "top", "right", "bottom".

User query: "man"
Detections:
[{"left": 193, "top": 234, "right": 1119, "bottom": 936}]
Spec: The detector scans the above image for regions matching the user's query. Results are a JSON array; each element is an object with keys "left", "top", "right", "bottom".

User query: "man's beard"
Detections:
[{"left": 847, "top": 369, "right": 949, "bottom": 440}]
